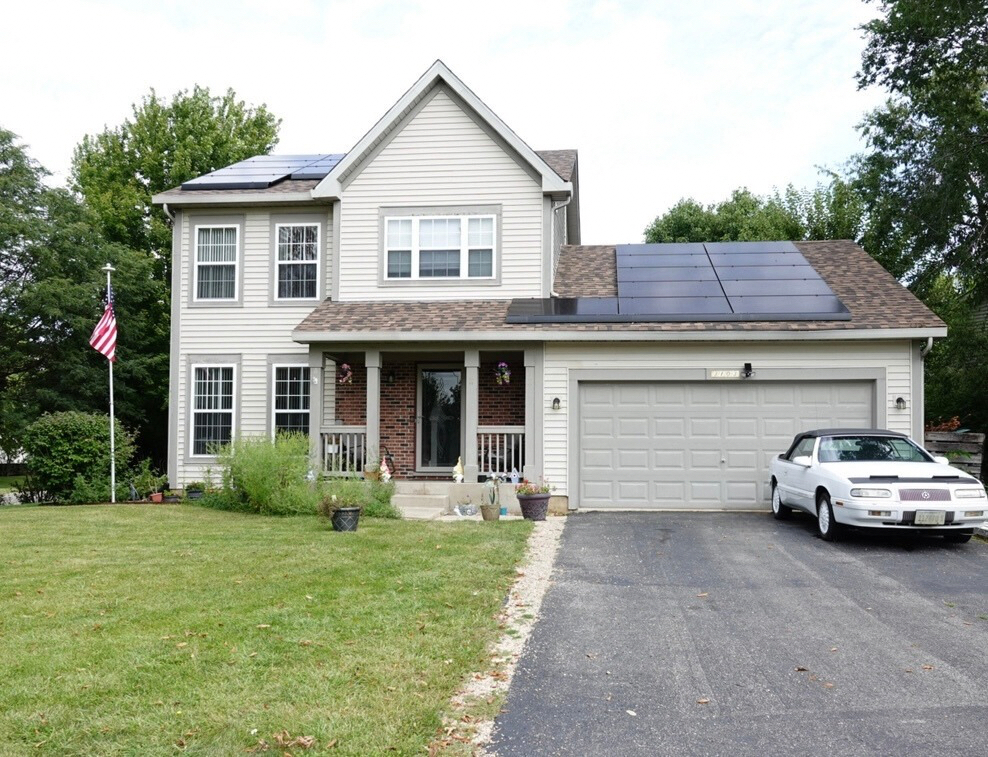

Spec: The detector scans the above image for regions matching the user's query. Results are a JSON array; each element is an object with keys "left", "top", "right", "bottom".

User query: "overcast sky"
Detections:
[{"left": 2, "top": 0, "right": 886, "bottom": 244}]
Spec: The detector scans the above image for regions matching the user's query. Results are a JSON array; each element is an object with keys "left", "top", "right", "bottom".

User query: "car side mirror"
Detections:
[
  {"left": 792, "top": 455, "right": 812, "bottom": 467},
  {"left": 933, "top": 455, "right": 949, "bottom": 465}
]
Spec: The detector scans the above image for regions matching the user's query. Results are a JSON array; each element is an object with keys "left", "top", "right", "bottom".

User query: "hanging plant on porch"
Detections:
[
  {"left": 495, "top": 361, "right": 511, "bottom": 385},
  {"left": 338, "top": 363, "right": 353, "bottom": 384}
]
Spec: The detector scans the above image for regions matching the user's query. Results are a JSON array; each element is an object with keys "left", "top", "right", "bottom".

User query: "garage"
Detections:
[{"left": 578, "top": 380, "right": 874, "bottom": 509}]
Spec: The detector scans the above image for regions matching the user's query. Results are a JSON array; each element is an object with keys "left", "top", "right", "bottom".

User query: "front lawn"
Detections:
[
  {"left": 0, "top": 505, "right": 532, "bottom": 754},
  {"left": 0, "top": 474, "right": 24, "bottom": 494}
]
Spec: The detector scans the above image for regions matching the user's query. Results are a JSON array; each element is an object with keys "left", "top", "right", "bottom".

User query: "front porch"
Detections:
[{"left": 308, "top": 347, "right": 542, "bottom": 483}]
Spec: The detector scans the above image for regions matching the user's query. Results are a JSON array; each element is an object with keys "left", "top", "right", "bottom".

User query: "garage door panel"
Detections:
[{"left": 579, "top": 380, "right": 873, "bottom": 510}]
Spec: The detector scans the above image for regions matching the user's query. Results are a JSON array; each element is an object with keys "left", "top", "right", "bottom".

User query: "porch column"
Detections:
[
  {"left": 523, "top": 346, "right": 543, "bottom": 481},
  {"left": 308, "top": 349, "right": 324, "bottom": 471},
  {"left": 365, "top": 349, "right": 381, "bottom": 467},
  {"left": 464, "top": 349, "right": 480, "bottom": 482}
]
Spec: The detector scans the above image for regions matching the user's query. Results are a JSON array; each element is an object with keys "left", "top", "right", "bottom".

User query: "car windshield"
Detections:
[{"left": 817, "top": 435, "right": 934, "bottom": 463}]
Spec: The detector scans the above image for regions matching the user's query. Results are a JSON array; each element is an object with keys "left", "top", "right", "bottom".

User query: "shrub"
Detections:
[
  {"left": 209, "top": 433, "right": 320, "bottom": 516},
  {"left": 366, "top": 478, "right": 401, "bottom": 519},
  {"left": 21, "top": 412, "right": 135, "bottom": 503},
  {"left": 131, "top": 458, "right": 168, "bottom": 499}
]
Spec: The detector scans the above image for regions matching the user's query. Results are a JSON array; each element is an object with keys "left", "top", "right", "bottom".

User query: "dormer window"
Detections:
[{"left": 385, "top": 213, "right": 496, "bottom": 280}]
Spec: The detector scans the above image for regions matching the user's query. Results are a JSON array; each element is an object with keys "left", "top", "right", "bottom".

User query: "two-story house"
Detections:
[{"left": 153, "top": 61, "right": 945, "bottom": 512}]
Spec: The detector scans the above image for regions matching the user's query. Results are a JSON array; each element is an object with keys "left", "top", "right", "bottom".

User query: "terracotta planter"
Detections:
[
  {"left": 150, "top": 492, "right": 163, "bottom": 503},
  {"left": 517, "top": 494, "right": 550, "bottom": 521}
]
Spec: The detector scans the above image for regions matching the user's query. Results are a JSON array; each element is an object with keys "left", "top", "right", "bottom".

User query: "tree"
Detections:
[
  {"left": 72, "top": 85, "right": 281, "bottom": 277},
  {"left": 644, "top": 178, "right": 865, "bottom": 244},
  {"left": 854, "top": 0, "right": 988, "bottom": 297}
]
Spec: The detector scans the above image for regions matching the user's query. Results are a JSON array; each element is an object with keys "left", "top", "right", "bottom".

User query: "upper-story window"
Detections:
[
  {"left": 195, "top": 226, "right": 239, "bottom": 300},
  {"left": 385, "top": 215, "right": 495, "bottom": 280},
  {"left": 275, "top": 224, "right": 320, "bottom": 300}
]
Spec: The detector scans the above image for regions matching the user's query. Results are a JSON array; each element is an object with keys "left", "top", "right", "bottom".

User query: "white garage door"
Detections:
[{"left": 578, "top": 381, "right": 874, "bottom": 510}]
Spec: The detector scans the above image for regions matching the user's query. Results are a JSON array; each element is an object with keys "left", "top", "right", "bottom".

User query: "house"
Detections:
[{"left": 152, "top": 60, "right": 946, "bottom": 511}]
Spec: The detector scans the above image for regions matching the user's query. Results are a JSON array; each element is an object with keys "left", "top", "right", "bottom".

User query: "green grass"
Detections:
[
  {"left": 0, "top": 475, "right": 24, "bottom": 494},
  {"left": 0, "top": 505, "right": 532, "bottom": 755}
]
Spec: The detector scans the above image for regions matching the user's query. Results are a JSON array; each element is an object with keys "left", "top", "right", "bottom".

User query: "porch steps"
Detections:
[{"left": 393, "top": 493, "right": 449, "bottom": 520}]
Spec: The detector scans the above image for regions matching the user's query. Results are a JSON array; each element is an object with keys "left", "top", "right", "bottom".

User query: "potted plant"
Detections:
[
  {"left": 515, "top": 477, "right": 553, "bottom": 521},
  {"left": 480, "top": 475, "right": 501, "bottom": 521},
  {"left": 318, "top": 479, "right": 365, "bottom": 532},
  {"left": 184, "top": 481, "right": 205, "bottom": 501}
]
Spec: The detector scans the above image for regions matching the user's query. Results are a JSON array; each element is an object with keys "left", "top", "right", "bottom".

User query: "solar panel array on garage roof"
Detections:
[
  {"left": 181, "top": 154, "right": 345, "bottom": 190},
  {"left": 505, "top": 241, "right": 851, "bottom": 323}
]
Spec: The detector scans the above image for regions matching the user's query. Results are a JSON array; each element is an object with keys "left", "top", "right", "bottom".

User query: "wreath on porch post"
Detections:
[{"left": 495, "top": 361, "right": 511, "bottom": 385}]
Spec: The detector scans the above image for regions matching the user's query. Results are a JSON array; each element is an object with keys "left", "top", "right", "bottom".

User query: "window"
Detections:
[
  {"left": 273, "top": 365, "right": 310, "bottom": 435},
  {"left": 195, "top": 226, "right": 238, "bottom": 300},
  {"left": 192, "top": 365, "right": 235, "bottom": 455},
  {"left": 385, "top": 214, "right": 496, "bottom": 280},
  {"left": 275, "top": 224, "right": 320, "bottom": 299}
]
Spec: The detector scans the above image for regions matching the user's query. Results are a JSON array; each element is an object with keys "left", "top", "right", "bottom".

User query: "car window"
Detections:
[
  {"left": 818, "top": 436, "right": 932, "bottom": 463},
  {"left": 789, "top": 437, "right": 815, "bottom": 460}
]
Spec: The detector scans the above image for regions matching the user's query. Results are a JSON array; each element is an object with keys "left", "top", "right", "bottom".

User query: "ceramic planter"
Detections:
[{"left": 517, "top": 493, "right": 550, "bottom": 521}]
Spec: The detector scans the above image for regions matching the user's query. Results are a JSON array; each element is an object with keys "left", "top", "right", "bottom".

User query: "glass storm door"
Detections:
[{"left": 418, "top": 368, "right": 462, "bottom": 471}]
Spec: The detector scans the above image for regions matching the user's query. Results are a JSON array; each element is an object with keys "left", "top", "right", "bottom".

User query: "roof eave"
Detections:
[
  {"left": 292, "top": 326, "right": 947, "bottom": 344},
  {"left": 151, "top": 191, "right": 325, "bottom": 206}
]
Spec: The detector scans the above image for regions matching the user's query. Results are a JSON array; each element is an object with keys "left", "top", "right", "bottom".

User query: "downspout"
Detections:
[
  {"left": 919, "top": 337, "right": 934, "bottom": 358},
  {"left": 162, "top": 203, "right": 175, "bottom": 222},
  {"left": 549, "top": 196, "right": 571, "bottom": 297}
]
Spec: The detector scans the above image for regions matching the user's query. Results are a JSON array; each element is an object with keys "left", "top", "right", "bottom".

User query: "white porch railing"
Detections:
[
  {"left": 321, "top": 426, "right": 367, "bottom": 476},
  {"left": 477, "top": 425, "right": 525, "bottom": 478}
]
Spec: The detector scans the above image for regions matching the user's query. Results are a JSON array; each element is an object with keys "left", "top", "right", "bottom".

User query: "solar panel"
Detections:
[
  {"left": 182, "top": 154, "right": 344, "bottom": 190},
  {"left": 505, "top": 241, "right": 851, "bottom": 324}
]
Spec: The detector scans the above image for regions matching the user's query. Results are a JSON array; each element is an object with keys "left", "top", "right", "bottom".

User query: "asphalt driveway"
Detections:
[{"left": 489, "top": 512, "right": 988, "bottom": 756}]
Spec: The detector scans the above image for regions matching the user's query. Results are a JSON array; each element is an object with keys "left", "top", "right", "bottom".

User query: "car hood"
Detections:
[{"left": 822, "top": 461, "right": 978, "bottom": 482}]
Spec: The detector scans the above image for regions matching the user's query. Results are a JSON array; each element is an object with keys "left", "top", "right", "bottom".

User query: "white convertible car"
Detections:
[{"left": 769, "top": 429, "right": 987, "bottom": 543}]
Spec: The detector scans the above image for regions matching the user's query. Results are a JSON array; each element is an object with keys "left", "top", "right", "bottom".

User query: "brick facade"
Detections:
[{"left": 331, "top": 355, "right": 526, "bottom": 477}]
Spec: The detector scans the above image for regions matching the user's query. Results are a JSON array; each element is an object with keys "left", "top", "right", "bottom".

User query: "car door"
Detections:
[{"left": 778, "top": 436, "right": 817, "bottom": 512}]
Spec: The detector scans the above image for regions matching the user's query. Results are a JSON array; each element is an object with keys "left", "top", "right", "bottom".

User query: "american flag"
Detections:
[{"left": 89, "top": 287, "right": 117, "bottom": 362}]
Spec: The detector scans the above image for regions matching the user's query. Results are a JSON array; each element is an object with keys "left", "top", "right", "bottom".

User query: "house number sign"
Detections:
[{"left": 708, "top": 369, "right": 741, "bottom": 379}]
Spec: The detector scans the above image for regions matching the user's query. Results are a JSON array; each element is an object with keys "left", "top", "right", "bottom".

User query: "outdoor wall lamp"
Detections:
[
  {"left": 742, "top": 362, "right": 754, "bottom": 379},
  {"left": 552, "top": 397, "right": 561, "bottom": 411},
  {"left": 895, "top": 397, "right": 907, "bottom": 410},
  {"left": 384, "top": 369, "right": 396, "bottom": 385}
]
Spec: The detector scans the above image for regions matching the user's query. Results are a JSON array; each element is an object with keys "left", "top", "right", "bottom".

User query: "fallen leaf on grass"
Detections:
[
  {"left": 176, "top": 642, "right": 187, "bottom": 649},
  {"left": 256, "top": 624, "right": 271, "bottom": 629}
]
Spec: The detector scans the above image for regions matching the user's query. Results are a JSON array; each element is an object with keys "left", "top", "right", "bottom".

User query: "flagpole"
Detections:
[{"left": 103, "top": 263, "right": 116, "bottom": 504}]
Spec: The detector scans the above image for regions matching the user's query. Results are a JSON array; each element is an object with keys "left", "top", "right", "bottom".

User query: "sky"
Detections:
[{"left": 1, "top": 0, "right": 887, "bottom": 244}]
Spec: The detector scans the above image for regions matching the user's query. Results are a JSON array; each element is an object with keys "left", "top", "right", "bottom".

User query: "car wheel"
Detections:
[
  {"left": 943, "top": 530, "right": 974, "bottom": 544},
  {"left": 771, "top": 483, "right": 791, "bottom": 520},
  {"left": 817, "top": 493, "right": 840, "bottom": 542}
]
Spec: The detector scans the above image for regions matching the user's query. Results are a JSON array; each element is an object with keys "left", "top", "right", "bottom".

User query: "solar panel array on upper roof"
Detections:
[
  {"left": 505, "top": 241, "right": 851, "bottom": 323},
  {"left": 181, "top": 154, "right": 345, "bottom": 190}
]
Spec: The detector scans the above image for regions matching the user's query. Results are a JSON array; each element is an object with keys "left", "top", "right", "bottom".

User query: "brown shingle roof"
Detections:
[
  {"left": 155, "top": 179, "right": 320, "bottom": 200},
  {"left": 295, "top": 240, "right": 943, "bottom": 336},
  {"left": 536, "top": 150, "right": 577, "bottom": 182}
]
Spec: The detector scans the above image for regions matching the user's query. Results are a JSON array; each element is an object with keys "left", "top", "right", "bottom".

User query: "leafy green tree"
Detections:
[
  {"left": 854, "top": 0, "right": 988, "bottom": 296},
  {"left": 644, "top": 179, "right": 865, "bottom": 244},
  {"left": 72, "top": 86, "right": 280, "bottom": 275}
]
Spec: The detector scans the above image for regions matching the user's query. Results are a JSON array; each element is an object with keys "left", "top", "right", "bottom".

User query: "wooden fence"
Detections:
[{"left": 924, "top": 432, "right": 985, "bottom": 481}]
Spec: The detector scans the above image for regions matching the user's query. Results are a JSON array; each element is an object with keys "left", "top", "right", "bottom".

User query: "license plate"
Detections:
[{"left": 915, "top": 510, "right": 946, "bottom": 526}]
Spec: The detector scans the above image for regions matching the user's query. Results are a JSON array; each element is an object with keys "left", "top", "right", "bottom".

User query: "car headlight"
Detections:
[
  {"left": 850, "top": 488, "right": 892, "bottom": 498},
  {"left": 956, "top": 488, "right": 987, "bottom": 499}
]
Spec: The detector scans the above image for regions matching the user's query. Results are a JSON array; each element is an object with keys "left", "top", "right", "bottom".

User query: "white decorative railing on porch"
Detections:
[
  {"left": 477, "top": 425, "right": 525, "bottom": 478},
  {"left": 321, "top": 427, "right": 367, "bottom": 476}
]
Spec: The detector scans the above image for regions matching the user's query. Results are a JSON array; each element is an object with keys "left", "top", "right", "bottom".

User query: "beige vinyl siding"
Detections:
[
  {"left": 542, "top": 340, "right": 916, "bottom": 499},
  {"left": 338, "top": 88, "right": 544, "bottom": 301},
  {"left": 174, "top": 208, "right": 332, "bottom": 484}
]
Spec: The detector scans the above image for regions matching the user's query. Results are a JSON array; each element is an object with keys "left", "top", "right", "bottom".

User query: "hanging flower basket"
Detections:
[
  {"left": 495, "top": 361, "right": 511, "bottom": 385},
  {"left": 338, "top": 363, "right": 353, "bottom": 384}
]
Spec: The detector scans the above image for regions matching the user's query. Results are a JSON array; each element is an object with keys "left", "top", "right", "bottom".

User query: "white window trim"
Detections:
[
  {"left": 193, "top": 224, "right": 240, "bottom": 303},
  {"left": 271, "top": 363, "right": 311, "bottom": 437},
  {"left": 273, "top": 222, "right": 321, "bottom": 301},
  {"left": 385, "top": 214, "right": 496, "bottom": 281},
  {"left": 190, "top": 363, "right": 237, "bottom": 458}
]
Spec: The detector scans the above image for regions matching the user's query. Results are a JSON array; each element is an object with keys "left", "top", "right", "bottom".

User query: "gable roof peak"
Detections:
[{"left": 312, "top": 60, "right": 572, "bottom": 198}]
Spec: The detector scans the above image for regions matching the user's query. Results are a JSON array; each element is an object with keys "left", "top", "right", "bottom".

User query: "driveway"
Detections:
[{"left": 489, "top": 512, "right": 988, "bottom": 756}]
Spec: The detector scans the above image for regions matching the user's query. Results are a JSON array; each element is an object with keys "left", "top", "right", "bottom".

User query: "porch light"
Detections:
[
  {"left": 552, "top": 397, "right": 561, "bottom": 411},
  {"left": 385, "top": 369, "right": 396, "bottom": 385},
  {"left": 895, "top": 397, "right": 907, "bottom": 410}
]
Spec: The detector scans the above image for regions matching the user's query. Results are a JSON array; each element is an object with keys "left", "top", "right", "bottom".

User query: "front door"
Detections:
[{"left": 417, "top": 367, "right": 462, "bottom": 472}]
